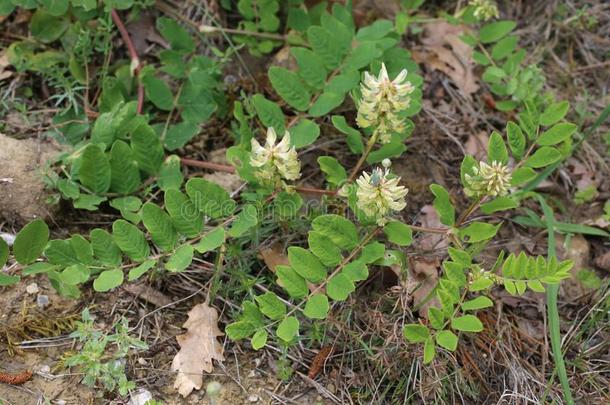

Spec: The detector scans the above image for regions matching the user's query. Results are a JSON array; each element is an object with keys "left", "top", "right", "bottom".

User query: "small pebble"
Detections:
[
  {"left": 36, "top": 294, "right": 49, "bottom": 308},
  {"left": 26, "top": 283, "right": 39, "bottom": 294},
  {"left": 248, "top": 394, "right": 259, "bottom": 402}
]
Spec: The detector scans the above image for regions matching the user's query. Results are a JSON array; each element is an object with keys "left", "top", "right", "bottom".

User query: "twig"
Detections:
[{"left": 110, "top": 9, "right": 144, "bottom": 114}]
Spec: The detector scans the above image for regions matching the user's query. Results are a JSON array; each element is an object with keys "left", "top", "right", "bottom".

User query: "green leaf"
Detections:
[
  {"left": 109, "top": 141, "right": 140, "bottom": 195},
  {"left": 290, "top": 119, "right": 320, "bottom": 148},
  {"left": 480, "top": 196, "right": 519, "bottom": 214},
  {"left": 142, "top": 74, "right": 174, "bottom": 111},
  {"left": 276, "top": 316, "right": 299, "bottom": 342},
  {"left": 156, "top": 16, "right": 195, "bottom": 52},
  {"left": 79, "top": 144, "right": 111, "bottom": 193},
  {"left": 291, "top": 47, "right": 327, "bottom": 90},
  {"left": 165, "top": 244, "right": 193, "bottom": 272},
  {"left": 312, "top": 214, "right": 358, "bottom": 250},
  {"left": 164, "top": 190, "right": 203, "bottom": 238},
  {"left": 331, "top": 115, "right": 363, "bottom": 154},
  {"left": 194, "top": 227, "right": 225, "bottom": 253},
  {"left": 537, "top": 123, "right": 577, "bottom": 146},
  {"left": 479, "top": 20, "right": 517, "bottom": 44},
  {"left": 423, "top": 337, "right": 436, "bottom": 363},
  {"left": 436, "top": 330, "right": 458, "bottom": 351},
  {"left": 14, "top": 219, "right": 49, "bottom": 265},
  {"left": 74, "top": 195, "right": 107, "bottom": 211},
  {"left": 276, "top": 265, "right": 308, "bottom": 298},
  {"left": 112, "top": 219, "right": 150, "bottom": 261},
  {"left": 131, "top": 124, "right": 164, "bottom": 175},
  {"left": 307, "top": 26, "right": 346, "bottom": 69},
  {"left": 255, "top": 292, "right": 286, "bottom": 320},
  {"left": 40, "top": 0, "right": 69, "bottom": 16},
  {"left": 287, "top": 246, "right": 327, "bottom": 283},
  {"left": 356, "top": 19, "right": 393, "bottom": 40},
  {"left": 506, "top": 121, "right": 526, "bottom": 160},
  {"left": 142, "top": 203, "right": 177, "bottom": 252},
  {"left": 459, "top": 222, "right": 500, "bottom": 243},
  {"left": 0, "top": 238, "right": 8, "bottom": 268},
  {"left": 225, "top": 321, "right": 256, "bottom": 340},
  {"left": 451, "top": 314, "right": 484, "bottom": 332},
  {"left": 430, "top": 184, "right": 455, "bottom": 226},
  {"left": 540, "top": 101, "right": 569, "bottom": 126},
  {"left": 524, "top": 146, "right": 562, "bottom": 168},
  {"left": 308, "top": 91, "right": 344, "bottom": 117},
  {"left": 491, "top": 35, "right": 518, "bottom": 60},
  {"left": 511, "top": 167, "right": 537, "bottom": 186},
  {"left": 428, "top": 307, "right": 445, "bottom": 330},
  {"left": 359, "top": 242, "right": 385, "bottom": 264},
  {"left": 250, "top": 330, "right": 268, "bottom": 350},
  {"left": 326, "top": 273, "right": 355, "bottom": 301},
  {"left": 308, "top": 231, "right": 343, "bottom": 267},
  {"left": 304, "top": 294, "right": 330, "bottom": 319},
  {"left": 487, "top": 131, "right": 508, "bottom": 165},
  {"left": 318, "top": 156, "right": 347, "bottom": 187},
  {"left": 252, "top": 94, "right": 285, "bottom": 133},
  {"left": 157, "top": 155, "right": 183, "bottom": 192},
  {"left": 0, "top": 273, "right": 20, "bottom": 286},
  {"left": 342, "top": 261, "right": 368, "bottom": 282},
  {"left": 268, "top": 66, "right": 311, "bottom": 111},
  {"left": 90, "top": 229, "right": 122, "bottom": 266},
  {"left": 164, "top": 121, "right": 199, "bottom": 151},
  {"left": 60, "top": 264, "right": 90, "bottom": 285},
  {"left": 186, "top": 178, "right": 236, "bottom": 219},
  {"left": 228, "top": 204, "right": 258, "bottom": 237},
  {"left": 128, "top": 259, "right": 157, "bottom": 281},
  {"left": 461, "top": 296, "right": 493, "bottom": 311},
  {"left": 383, "top": 221, "right": 413, "bottom": 246},
  {"left": 93, "top": 269, "right": 124, "bottom": 292},
  {"left": 30, "top": 10, "right": 69, "bottom": 43},
  {"left": 402, "top": 323, "right": 430, "bottom": 343},
  {"left": 44, "top": 240, "right": 79, "bottom": 266}
]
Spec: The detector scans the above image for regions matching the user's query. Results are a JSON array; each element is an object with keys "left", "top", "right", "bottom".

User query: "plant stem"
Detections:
[
  {"left": 347, "top": 132, "right": 378, "bottom": 182},
  {"left": 535, "top": 194, "right": 574, "bottom": 405},
  {"left": 110, "top": 9, "right": 144, "bottom": 114},
  {"left": 198, "top": 25, "right": 286, "bottom": 41}
]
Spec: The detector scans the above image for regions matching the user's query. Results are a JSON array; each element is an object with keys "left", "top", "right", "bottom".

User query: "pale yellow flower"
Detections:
[
  {"left": 250, "top": 128, "right": 301, "bottom": 183},
  {"left": 464, "top": 161, "right": 511, "bottom": 197},
  {"left": 469, "top": 0, "right": 499, "bottom": 21},
  {"left": 357, "top": 63, "right": 414, "bottom": 144},
  {"left": 356, "top": 167, "right": 408, "bottom": 225}
]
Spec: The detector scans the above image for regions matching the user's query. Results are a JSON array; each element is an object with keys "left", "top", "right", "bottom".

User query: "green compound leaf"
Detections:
[
  {"left": 436, "top": 330, "right": 458, "bottom": 351},
  {"left": 383, "top": 221, "right": 413, "bottom": 246},
  {"left": 194, "top": 227, "right": 226, "bottom": 253},
  {"left": 276, "top": 265, "right": 308, "bottom": 298},
  {"left": 109, "top": 140, "right": 140, "bottom": 195},
  {"left": 304, "top": 293, "right": 330, "bottom": 319},
  {"left": 142, "top": 202, "right": 178, "bottom": 252},
  {"left": 14, "top": 219, "right": 49, "bottom": 265},
  {"left": 112, "top": 219, "right": 150, "bottom": 262},
  {"left": 0, "top": 238, "right": 8, "bottom": 268},
  {"left": 93, "top": 268, "right": 124, "bottom": 292},
  {"left": 287, "top": 246, "right": 327, "bottom": 283},
  {"left": 540, "top": 101, "right": 569, "bottom": 126},
  {"left": 326, "top": 272, "right": 355, "bottom": 301},
  {"left": 90, "top": 229, "right": 122, "bottom": 266},
  {"left": 451, "top": 314, "right": 484, "bottom": 332},
  {"left": 186, "top": 178, "right": 236, "bottom": 219},
  {"left": 250, "top": 330, "right": 268, "bottom": 350},
  {"left": 79, "top": 144, "right": 111, "bottom": 194},
  {"left": 165, "top": 244, "right": 193, "bottom": 272},
  {"left": 131, "top": 123, "right": 164, "bottom": 176},
  {"left": 164, "top": 190, "right": 203, "bottom": 238},
  {"left": 403, "top": 323, "right": 430, "bottom": 343},
  {"left": 311, "top": 214, "right": 358, "bottom": 250},
  {"left": 268, "top": 66, "right": 311, "bottom": 111},
  {"left": 255, "top": 292, "right": 286, "bottom": 320},
  {"left": 228, "top": 204, "right": 258, "bottom": 237},
  {"left": 430, "top": 184, "right": 455, "bottom": 226},
  {"left": 276, "top": 316, "right": 299, "bottom": 342}
]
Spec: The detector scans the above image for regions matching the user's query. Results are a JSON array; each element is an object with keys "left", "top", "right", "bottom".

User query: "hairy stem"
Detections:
[{"left": 347, "top": 132, "right": 378, "bottom": 182}]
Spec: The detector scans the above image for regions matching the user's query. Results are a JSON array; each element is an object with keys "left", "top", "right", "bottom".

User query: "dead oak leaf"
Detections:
[
  {"left": 413, "top": 22, "right": 479, "bottom": 97},
  {"left": 172, "top": 303, "right": 225, "bottom": 397}
]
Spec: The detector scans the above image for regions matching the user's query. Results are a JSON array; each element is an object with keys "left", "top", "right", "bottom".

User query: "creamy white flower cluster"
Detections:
[
  {"left": 469, "top": 0, "right": 499, "bottom": 21},
  {"left": 464, "top": 160, "right": 511, "bottom": 198},
  {"left": 355, "top": 164, "right": 408, "bottom": 225},
  {"left": 250, "top": 128, "right": 301, "bottom": 184},
  {"left": 357, "top": 63, "right": 414, "bottom": 144}
]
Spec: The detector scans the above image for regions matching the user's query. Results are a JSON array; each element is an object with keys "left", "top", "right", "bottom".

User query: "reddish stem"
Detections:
[
  {"left": 110, "top": 9, "right": 144, "bottom": 114},
  {"left": 181, "top": 158, "right": 236, "bottom": 173}
]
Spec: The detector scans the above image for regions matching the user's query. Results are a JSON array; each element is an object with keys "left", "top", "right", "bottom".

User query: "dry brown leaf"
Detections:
[
  {"left": 416, "top": 204, "right": 448, "bottom": 252},
  {"left": 406, "top": 256, "right": 440, "bottom": 318},
  {"left": 465, "top": 131, "right": 489, "bottom": 160},
  {"left": 594, "top": 251, "right": 610, "bottom": 272},
  {"left": 259, "top": 243, "right": 289, "bottom": 273},
  {"left": 0, "top": 51, "right": 13, "bottom": 81},
  {"left": 413, "top": 22, "right": 479, "bottom": 97},
  {"left": 556, "top": 234, "right": 590, "bottom": 299},
  {"left": 172, "top": 303, "right": 225, "bottom": 397}
]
